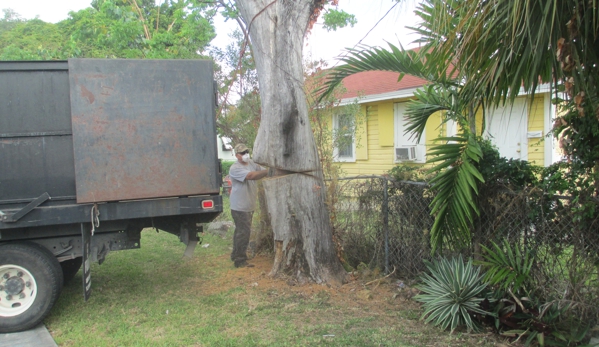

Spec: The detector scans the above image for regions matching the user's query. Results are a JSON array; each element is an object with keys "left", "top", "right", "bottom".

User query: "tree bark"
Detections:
[{"left": 234, "top": 0, "right": 346, "bottom": 285}]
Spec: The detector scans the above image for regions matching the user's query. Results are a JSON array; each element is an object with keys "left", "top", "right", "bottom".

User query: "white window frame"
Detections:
[
  {"left": 333, "top": 113, "right": 356, "bottom": 162},
  {"left": 446, "top": 119, "right": 458, "bottom": 138},
  {"left": 394, "top": 103, "right": 426, "bottom": 163}
]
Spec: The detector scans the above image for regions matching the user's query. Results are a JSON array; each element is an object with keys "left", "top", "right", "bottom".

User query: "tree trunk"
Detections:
[{"left": 234, "top": 0, "right": 346, "bottom": 285}]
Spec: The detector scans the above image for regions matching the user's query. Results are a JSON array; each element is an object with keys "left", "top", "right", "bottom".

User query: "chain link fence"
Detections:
[{"left": 330, "top": 176, "right": 599, "bottom": 319}]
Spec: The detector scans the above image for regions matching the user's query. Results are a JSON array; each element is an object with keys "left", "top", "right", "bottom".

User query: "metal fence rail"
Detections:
[{"left": 329, "top": 175, "right": 599, "bottom": 320}]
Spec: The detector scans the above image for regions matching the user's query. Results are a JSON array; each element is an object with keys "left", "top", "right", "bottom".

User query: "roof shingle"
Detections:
[{"left": 340, "top": 70, "right": 427, "bottom": 99}]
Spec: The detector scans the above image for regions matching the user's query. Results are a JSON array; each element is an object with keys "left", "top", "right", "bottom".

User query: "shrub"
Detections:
[
  {"left": 221, "top": 160, "right": 235, "bottom": 176},
  {"left": 478, "top": 241, "right": 591, "bottom": 346},
  {"left": 414, "top": 255, "right": 492, "bottom": 333}
]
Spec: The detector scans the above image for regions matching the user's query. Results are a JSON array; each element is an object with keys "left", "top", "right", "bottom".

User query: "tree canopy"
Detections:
[{"left": 0, "top": 0, "right": 216, "bottom": 60}]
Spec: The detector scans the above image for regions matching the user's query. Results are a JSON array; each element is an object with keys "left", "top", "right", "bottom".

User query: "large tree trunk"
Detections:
[{"left": 235, "top": 0, "right": 346, "bottom": 285}]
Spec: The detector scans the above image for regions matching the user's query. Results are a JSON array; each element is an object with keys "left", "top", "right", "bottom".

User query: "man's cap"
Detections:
[{"left": 234, "top": 144, "right": 249, "bottom": 154}]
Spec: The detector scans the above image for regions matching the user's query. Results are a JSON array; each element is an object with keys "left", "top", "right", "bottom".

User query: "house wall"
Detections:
[
  {"left": 334, "top": 94, "right": 551, "bottom": 176},
  {"left": 337, "top": 99, "right": 442, "bottom": 176},
  {"left": 527, "top": 95, "right": 546, "bottom": 166}
]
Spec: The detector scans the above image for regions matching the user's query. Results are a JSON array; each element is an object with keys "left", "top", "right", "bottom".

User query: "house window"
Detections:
[
  {"left": 333, "top": 114, "right": 356, "bottom": 162},
  {"left": 394, "top": 103, "right": 426, "bottom": 163}
]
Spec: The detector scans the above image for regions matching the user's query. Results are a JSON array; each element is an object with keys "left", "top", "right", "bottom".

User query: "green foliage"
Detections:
[
  {"left": 489, "top": 292, "right": 591, "bottom": 347},
  {"left": 541, "top": 161, "right": 598, "bottom": 223},
  {"left": 476, "top": 140, "right": 540, "bottom": 190},
  {"left": 63, "top": 0, "right": 215, "bottom": 59},
  {"left": 321, "top": 9, "right": 357, "bottom": 32},
  {"left": 0, "top": 9, "right": 25, "bottom": 36},
  {"left": 221, "top": 160, "right": 234, "bottom": 176},
  {"left": 387, "top": 165, "right": 432, "bottom": 182},
  {"left": 0, "top": 19, "right": 67, "bottom": 60},
  {"left": 1, "top": 1, "right": 216, "bottom": 60},
  {"left": 426, "top": 134, "right": 485, "bottom": 252},
  {"left": 415, "top": 255, "right": 492, "bottom": 333},
  {"left": 478, "top": 241, "right": 534, "bottom": 294},
  {"left": 497, "top": 302, "right": 590, "bottom": 347},
  {"left": 218, "top": 90, "right": 261, "bottom": 147},
  {"left": 212, "top": 27, "right": 260, "bottom": 147},
  {"left": 477, "top": 241, "right": 594, "bottom": 346}
]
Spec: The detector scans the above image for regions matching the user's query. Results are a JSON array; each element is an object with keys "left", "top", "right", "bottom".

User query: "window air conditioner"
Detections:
[{"left": 396, "top": 146, "right": 417, "bottom": 161}]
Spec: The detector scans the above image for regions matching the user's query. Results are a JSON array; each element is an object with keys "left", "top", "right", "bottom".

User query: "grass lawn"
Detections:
[{"left": 45, "top": 225, "right": 503, "bottom": 346}]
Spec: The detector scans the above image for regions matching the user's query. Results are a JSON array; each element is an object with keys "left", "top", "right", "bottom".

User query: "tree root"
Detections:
[{"left": 364, "top": 266, "right": 396, "bottom": 286}]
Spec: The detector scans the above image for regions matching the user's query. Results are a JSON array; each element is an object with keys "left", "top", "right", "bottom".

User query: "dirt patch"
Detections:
[
  {"left": 197, "top": 254, "right": 503, "bottom": 346},
  {"left": 203, "top": 254, "right": 414, "bottom": 310}
]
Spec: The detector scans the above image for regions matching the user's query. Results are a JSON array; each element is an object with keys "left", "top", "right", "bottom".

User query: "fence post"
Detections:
[{"left": 383, "top": 177, "right": 389, "bottom": 274}]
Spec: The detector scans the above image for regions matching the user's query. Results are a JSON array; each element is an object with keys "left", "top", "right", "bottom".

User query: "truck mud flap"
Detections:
[{"left": 81, "top": 223, "right": 92, "bottom": 301}]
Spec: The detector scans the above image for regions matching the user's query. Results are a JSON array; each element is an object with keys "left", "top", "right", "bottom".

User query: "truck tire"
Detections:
[
  {"left": 60, "top": 257, "right": 83, "bottom": 284},
  {"left": 0, "top": 242, "right": 64, "bottom": 333}
]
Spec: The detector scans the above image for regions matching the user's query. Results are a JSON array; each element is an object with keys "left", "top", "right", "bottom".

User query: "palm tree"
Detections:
[{"left": 320, "top": 0, "right": 599, "bottom": 253}]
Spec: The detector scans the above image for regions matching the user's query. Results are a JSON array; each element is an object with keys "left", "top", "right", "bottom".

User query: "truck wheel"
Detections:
[
  {"left": 0, "top": 242, "right": 64, "bottom": 333},
  {"left": 60, "top": 257, "right": 83, "bottom": 284}
]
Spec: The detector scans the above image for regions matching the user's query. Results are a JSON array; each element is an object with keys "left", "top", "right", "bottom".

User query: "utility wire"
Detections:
[{"left": 330, "top": 1, "right": 400, "bottom": 69}]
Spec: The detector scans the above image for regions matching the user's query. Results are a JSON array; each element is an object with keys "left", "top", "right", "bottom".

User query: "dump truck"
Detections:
[{"left": 0, "top": 59, "right": 223, "bottom": 333}]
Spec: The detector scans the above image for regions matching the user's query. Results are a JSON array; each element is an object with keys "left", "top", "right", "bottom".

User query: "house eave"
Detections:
[
  {"left": 338, "top": 87, "right": 419, "bottom": 106},
  {"left": 337, "top": 83, "right": 553, "bottom": 106}
]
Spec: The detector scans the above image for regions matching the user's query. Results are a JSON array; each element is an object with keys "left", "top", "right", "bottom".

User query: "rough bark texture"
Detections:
[{"left": 235, "top": 0, "right": 346, "bottom": 285}]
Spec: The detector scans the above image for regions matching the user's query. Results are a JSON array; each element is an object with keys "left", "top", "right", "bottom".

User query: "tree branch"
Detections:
[{"left": 128, "top": 0, "right": 151, "bottom": 40}]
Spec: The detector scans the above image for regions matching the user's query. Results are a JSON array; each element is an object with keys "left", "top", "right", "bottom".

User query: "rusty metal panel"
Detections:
[{"left": 68, "top": 59, "right": 219, "bottom": 203}]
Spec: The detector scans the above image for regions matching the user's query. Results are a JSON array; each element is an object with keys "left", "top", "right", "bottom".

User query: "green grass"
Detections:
[{"left": 45, "top": 226, "right": 501, "bottom": 347}]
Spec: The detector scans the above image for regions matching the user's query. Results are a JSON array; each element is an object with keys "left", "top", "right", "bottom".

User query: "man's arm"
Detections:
[{"left": 245, "top": 169, "right": 268, "bottom": 180}]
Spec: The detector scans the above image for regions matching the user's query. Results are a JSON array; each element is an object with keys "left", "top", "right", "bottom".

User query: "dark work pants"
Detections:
[{"left": 231, "top": 210, "right": 254, "bottom": 264}]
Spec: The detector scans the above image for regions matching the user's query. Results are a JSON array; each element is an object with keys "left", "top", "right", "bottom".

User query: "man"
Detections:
[{"left": 229, "top": 144, "right": 268, "bottom": 268}]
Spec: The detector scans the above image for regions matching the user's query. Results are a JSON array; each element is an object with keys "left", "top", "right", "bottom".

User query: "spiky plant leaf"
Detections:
[
  {"left": 415, "top": 255, "right": 492, "bottom": 333},
  {"left": 477, "top": 240, "right": 535, "bottom": 294}
]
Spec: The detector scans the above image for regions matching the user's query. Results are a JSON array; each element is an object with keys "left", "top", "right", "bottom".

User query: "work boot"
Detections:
[{"left": 234, "top": 260, "right": 254, "bottom": 268}]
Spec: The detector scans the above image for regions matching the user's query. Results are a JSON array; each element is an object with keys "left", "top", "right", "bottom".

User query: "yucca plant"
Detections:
[{"left": 415, "top": 255, "right": 492, "bottom": 333}]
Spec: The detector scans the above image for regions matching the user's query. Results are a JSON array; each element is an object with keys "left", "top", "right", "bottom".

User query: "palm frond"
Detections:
[
  {"left": 427, "top": 132, "right": 484, "bottom": 253},
  {"left": 403, "top": 85, "right": 454, "bottom": 143}
]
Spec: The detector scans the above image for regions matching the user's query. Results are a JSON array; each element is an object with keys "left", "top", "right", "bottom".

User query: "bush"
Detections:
[
  {"left": 478, "top": 241, "right": 591, "bottom": 346},
  {"left": 221, "top": 160, "right": 235, "bottom": 177},
  {"left": 414, "top": 255, "right": 491, "bottom": 333}
]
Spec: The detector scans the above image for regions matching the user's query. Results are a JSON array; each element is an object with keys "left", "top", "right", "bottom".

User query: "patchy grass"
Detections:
[{"left": 45, "top": 226, "right": 503, "bottom": 346}]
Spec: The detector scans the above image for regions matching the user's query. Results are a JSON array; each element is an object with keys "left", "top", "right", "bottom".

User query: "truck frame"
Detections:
[{"left": 0, "top": 59, "right": 223, "bottom": 333}]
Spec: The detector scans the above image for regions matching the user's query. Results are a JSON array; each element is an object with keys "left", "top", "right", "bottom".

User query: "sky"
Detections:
[{"left": 0, "top": 0, "right": 421, "bottom": 65}]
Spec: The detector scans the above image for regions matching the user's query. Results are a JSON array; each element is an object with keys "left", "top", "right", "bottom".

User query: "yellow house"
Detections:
[{"left": 332, "top": 71, "right": 557, "bottom": 176}]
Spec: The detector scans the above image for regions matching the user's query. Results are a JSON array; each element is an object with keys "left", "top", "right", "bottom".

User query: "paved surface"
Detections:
[{"left": 0, "top": 324, "right": 57, "bottom": 347}]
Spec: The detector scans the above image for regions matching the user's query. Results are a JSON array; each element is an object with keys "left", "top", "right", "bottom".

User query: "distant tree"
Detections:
[
  {"left": 211, "top": 28, "right": 260, "bottom": 145},
  {"left": 0, "top": 0, "right": 217, "bottom": 60},
  {"left": 60, "top": 0, "right": 216, "bottom": 59},
  {"left": 0, "top": 18, "right": 66, "bottom": 60},
  {"left": 0, "top": 9, "right": 25, "bottom": 35}
]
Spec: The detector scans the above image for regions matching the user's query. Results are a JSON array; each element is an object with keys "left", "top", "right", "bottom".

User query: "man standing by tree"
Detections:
[{"left": 229, "top": 144, "right": 268, "bottom": 268}]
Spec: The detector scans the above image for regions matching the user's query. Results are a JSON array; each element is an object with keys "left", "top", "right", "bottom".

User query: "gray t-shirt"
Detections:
[{"left": 229, "top": 160, "right": 263, "bottom": 212}]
